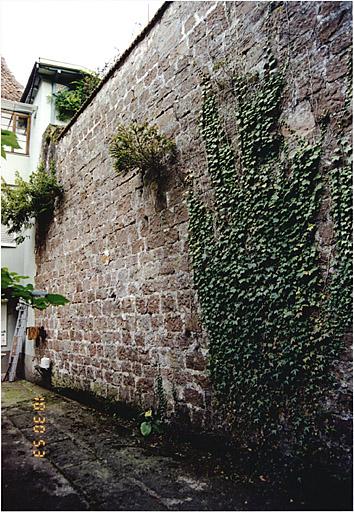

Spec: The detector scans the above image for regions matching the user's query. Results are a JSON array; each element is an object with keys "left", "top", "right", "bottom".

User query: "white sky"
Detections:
[{"left": 0, "top": 0, "right": 164, "bottom": 87}]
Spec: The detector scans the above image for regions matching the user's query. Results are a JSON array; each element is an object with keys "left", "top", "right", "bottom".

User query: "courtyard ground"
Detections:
[{"left": 1, "top": 381, "right": 351, "bottom": 511}]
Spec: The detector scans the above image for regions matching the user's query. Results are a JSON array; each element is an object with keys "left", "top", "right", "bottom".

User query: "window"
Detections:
[{"left": 1, "top": 110, "right": 31, "bottom": 155}]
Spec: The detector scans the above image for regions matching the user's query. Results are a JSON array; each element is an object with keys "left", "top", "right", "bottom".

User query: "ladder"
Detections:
[{"left": 2, "top": 300, "right": 29, "bottom": 382}]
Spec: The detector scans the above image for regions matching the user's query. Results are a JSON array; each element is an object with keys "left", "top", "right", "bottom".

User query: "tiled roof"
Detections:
[{"left": 1, "top": 57, "right": 23, "bottom": 101}]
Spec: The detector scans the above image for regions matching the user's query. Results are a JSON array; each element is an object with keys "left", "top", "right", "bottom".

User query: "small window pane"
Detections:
[{"left": 16, "top": 115, "right": 28, "bottom": 135}]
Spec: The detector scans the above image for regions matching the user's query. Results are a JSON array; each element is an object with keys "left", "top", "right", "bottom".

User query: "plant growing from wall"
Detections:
[
  {"left": 54, "top": 72, "right": 101, "bottom": 121},
  {"left": 188, "top": 56, "right": 352, "bottom": 451},
  {"left": 140, "top": 367, "right": 168, "bottom": 437},
  {"left": 44, "top": 124, "right": 64, "bottom": 145},
  {"left": 1, "top": 161, "right": 63, "bottom": 244},
  {"left": 1, "top": 267, "right": 69, "bottom": 310},
  {"left": 109, "top": 122, "right": 175, "bottom": 180}
]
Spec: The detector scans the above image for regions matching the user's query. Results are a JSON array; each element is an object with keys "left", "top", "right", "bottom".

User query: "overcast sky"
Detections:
[{"left": 0, "top": 0, "right": 164, "bottom": 87}]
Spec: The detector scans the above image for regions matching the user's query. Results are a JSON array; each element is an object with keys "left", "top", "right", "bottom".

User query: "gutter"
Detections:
[{"left": 58, "top": 1, "right": 171, "bottom": 141}]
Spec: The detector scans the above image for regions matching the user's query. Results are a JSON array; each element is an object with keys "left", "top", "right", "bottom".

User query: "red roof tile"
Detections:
[{"left": 1, "top": 57, "right": 23, "bottom": 101}]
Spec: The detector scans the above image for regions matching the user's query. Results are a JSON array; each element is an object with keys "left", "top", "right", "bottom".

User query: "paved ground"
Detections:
[
  {"left": 3, "top": 381, "right": 351, "bottom": 511},
  {"left": 2, "top": 380, "right": 269, "bottom": 511}
]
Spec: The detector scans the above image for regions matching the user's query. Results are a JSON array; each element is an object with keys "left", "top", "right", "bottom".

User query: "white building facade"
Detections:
[{"left": 1, "top": 58, "right": 89, "bottom": 376}]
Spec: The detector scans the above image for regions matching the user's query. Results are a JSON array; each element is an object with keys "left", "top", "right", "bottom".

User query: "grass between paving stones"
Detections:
[{"left": 52, "top": 385, "right": 352, "bottom": 511}]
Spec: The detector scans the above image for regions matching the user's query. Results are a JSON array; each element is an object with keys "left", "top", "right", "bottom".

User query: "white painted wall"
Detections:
[
  {"left": 2, "top": 118, "right": 36, "bottom": 318},
  {"left": 1, "top": 79, "right": 56, "bottom": 375},
  {"left": 28, "top": 79, "right": 57, "bottom": 171},
  {"left": 1, "top": 151, "right": 31, "bottom": 184},
  {"left": 2, "top": 72, "right": 80, "bottom": 378},
  {"left": 2, "top": 228, "right": 36, "bottom": 372},
  {"left": 5, "top": 79, "right": 62, "bottom": 279}
]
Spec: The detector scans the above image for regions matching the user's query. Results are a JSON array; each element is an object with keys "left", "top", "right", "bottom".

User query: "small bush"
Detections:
[
  {"left": 109, "top": 122, "right": 175, "bottom": 178},
  {"left": 1, "top": 162, "right": 63, "bottom": 244}
]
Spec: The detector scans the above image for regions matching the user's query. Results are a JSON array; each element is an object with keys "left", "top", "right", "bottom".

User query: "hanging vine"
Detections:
[{"left": 188, "top": 55, "right": 352, "bottom": 450}]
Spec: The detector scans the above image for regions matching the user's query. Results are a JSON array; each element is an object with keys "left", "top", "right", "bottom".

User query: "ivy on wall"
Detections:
[
  {"left": 188, "top": 57, "right": 352, "bottom": 450},
  {"left": 327, "top": 138, "right": 352, "bottom": 336}
]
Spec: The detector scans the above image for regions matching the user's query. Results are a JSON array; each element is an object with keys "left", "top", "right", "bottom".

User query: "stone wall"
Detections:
[{"left": 35, "top": 1, "right": 352, "bottom": 427}]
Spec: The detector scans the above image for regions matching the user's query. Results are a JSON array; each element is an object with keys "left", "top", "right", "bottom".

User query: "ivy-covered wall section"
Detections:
[{"left": 188, "top": 56, "right": 352, "bottom": 450}]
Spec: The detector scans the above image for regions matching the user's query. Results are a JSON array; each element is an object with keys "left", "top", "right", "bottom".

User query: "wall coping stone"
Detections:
[{"left": 58, "top": 1, "right": 171, "bottom": 141}]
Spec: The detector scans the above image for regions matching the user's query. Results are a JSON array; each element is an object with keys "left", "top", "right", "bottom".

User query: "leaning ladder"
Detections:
[{"left": 2, "top": 300, "right": 29, "bottom": 382}]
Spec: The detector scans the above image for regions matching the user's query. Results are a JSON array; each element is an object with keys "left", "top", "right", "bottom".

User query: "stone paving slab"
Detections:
[
  {"left": 2, "top": 415, "right": 89, "bottom": 511},
  {"left": 1, "top": 381, "right": 257, "bottom": 511}
]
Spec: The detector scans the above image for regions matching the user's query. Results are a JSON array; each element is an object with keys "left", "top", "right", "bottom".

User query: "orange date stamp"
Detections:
[{"left": 32, "top": 396, "right": 46, "bottom": 458}]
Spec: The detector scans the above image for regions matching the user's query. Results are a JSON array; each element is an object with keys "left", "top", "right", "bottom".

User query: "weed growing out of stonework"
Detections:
[
  {"left": 1, "top": 161, "right": 63, "bottom": 244},
  {"left": 44, "top": 124, "right": 64, "bottom": 145},
  {"left": 140, "top": 408, "right": 165, "bottom": 437},
  {"left": 140, "top": 367, "right": 168, "bottom": 437},
  {"left": 109, "top": 122, "right": 175, "bottom": 180},
  {"left": 155, "top": 368, "right": 168, "bottom": 420},
  {"left": 188, "top": 55, "right": 352, "bottom": 453}
]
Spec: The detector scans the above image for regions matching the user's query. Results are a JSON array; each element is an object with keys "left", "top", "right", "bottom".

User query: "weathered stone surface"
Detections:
[
  {"left": 4, "top": 381, "right": 334, "bottom": 511},
  {"left": 34, "top": 1, "right": 352, "bottom": 430}
]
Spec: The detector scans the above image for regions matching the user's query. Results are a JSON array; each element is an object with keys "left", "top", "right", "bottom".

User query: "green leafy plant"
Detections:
[
  {"left": 188, "top": 56, "right": 351, "bottom": 451},
  {"left": 140, "top": 408, "right": 164, "bottom": 437},
  {"left": 1, "top": 129, "right": 20, "bottom": 158},
  {"left": 54, "top": 72, "right": 101, "bottom": 121},
  {"left": 155, "top": 368, "right": 167, "bottom": 420},
  {"left": 1, "top": 161, "right": 63, "bottom": 244},
  {"left": 1, "top": 267, "right": 69, "bottom": 310},
  {"left": 109, "top": 122, "right": 175, "bottom": 178},
  {"left": 326, "top": 136, "right": 352, "bottom": 336},
  {"left": 139, "top": 367, "right": 168, "bottom": 437}
]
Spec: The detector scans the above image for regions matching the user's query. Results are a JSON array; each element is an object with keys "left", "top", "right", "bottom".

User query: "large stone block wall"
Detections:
[{"left": 35, "top": 1, "right": 352, "bottom": 427}]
